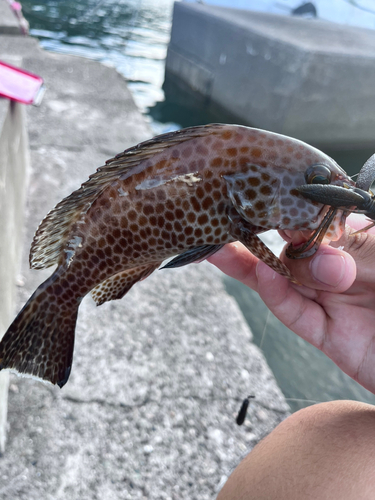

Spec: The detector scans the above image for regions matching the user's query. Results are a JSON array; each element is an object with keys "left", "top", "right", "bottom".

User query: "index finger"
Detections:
[{"left": 207, "top": 241, "right": 260, "bottom": 292}]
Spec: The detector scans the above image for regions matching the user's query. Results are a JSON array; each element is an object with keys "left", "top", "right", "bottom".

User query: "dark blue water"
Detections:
[
  {"left": 20, "top": 0, "right": 375, "bottom": 411},
  {"left": 21, "top": 0, "right": 177, "bottom": 134}
]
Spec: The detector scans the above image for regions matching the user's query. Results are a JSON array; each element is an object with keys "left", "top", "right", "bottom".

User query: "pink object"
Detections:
[
  {"left": 0, "top": 61, "right": 45, "bottom": 105},
  {"left": 10, "top": 2, "right": 22, "bottom": 12}
]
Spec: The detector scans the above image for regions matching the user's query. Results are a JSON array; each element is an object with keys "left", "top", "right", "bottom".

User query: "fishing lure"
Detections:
[
  {"left": 0, "top": 124, "right": 355, "bottom": 387},
  {"left": 297, "top": 153, "right": 375, "bottom": 232},
  {"left": 236, "top": 395, "right": 255, "bottom": 426}
]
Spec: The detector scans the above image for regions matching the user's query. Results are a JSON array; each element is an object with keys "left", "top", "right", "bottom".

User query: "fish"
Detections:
[{"left": 0, "top": 124, "right": 355, "bottom": 388}]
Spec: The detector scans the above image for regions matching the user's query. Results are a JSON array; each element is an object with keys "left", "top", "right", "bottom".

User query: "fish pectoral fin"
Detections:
[
  {"left": 160, "top": 244, "right": 225, "bottom": 269},
  {"left": 229, "top": 218, "right": 298, "bottom": 284},
  {"left": 91, "top": 262, "right": 161, "bottom": 306}
]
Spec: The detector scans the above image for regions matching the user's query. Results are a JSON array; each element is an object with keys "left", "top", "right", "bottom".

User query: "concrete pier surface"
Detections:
[
  {"left": 0, "top": 83, "right": 29, "bottom": 454},
  {"left": 166, "top": 2, "right": 375, "bottom": 150},
  {"left": 0, "top": 32, "right": 289, "bottom": 500},
  {"left": 0, "top": 0, "right": 24, "bottom": 34}
]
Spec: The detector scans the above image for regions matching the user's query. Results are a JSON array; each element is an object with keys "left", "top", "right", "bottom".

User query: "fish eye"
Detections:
[{"left": 305, "top": 165, "right": 332, "bottom": 185}]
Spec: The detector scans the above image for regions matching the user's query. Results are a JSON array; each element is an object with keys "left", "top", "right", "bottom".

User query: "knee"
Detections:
[
  {"left": 283, "top": 399, "right": 375, "bottom": 452},
  {"left": 267, "top": 400, "right": 375, "bottom": 492},
  {"left": 218, "top": 400, "right": 375, "bottom": 500},
  {"left": 274, "top": 400, "right": 375, "bottom": 496}
]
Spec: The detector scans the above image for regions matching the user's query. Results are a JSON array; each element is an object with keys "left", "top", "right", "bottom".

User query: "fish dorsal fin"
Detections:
[
  {"left": 91, "top": 262, "right": 161, "bottom": 306},
  {"left": 29, "top": 124, "right": 226, "bottom": 269}
]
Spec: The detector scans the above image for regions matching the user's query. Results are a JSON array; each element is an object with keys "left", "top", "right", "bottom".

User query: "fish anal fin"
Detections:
[
  {"left": 91, "top": 262, "right": 161, "bottom": 306},
  {"left": 161, "top": 244, "right": 224, "bottom": 269},
  {"left": 229, "top": 216, "right": 299, "bottom": 284}
]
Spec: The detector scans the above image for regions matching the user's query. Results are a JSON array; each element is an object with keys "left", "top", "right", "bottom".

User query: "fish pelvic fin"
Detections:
[
  {"left": 91, "top": 262, "right": 162, "bottom": 306},
  {"left": 29, "top": 124, "right": 227, "bottom": 271},
  {"left": 0, "top": 270, "right": 78, "bottom": 387},
  {"left": 161, "top": 245, "right": 225, "bottom": 269},
  {"left": 229, "top": 215, "right": 299, "bottom": 284}
]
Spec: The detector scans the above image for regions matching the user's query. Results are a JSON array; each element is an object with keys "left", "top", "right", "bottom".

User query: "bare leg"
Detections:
[{"left": 217, "top": 400, "right": 375, "bottom": 500}]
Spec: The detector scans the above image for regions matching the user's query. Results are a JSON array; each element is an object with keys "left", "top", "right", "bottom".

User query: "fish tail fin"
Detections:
[{"left": 0, "top": 272, "right": 78, "bottom": 388}]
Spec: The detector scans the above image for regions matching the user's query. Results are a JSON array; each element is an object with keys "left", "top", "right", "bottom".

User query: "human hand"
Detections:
[{"left": 207, "top": 214, "right": 375, "bottom": 394}]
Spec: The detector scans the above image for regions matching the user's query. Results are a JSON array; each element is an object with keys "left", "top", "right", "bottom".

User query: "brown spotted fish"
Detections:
[{"left": 0, "top": 124, "right": 355, "bottom": 387}]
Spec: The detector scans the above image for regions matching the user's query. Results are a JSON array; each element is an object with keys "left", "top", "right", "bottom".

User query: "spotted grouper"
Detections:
[{"left": 0, "top": 124, "right": 355, "bottom": 387}]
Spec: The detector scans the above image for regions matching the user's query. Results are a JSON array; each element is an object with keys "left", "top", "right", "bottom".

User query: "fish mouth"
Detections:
[{"left": 284, "top": 207, "right": 338, "bottom": 259}]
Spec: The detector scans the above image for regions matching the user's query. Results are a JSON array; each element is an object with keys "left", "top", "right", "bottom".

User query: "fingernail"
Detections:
[{"left": 310, "top": 254, "right": 345, "bottom": 287}]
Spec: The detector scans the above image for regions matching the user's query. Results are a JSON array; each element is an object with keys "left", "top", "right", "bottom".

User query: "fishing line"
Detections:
[
  {"left": 258, "top": 308, "right": 328, "bottom": 410},
  {"left": 259, "top": 308, "right": 271, "bottom": 350},
  {"left": 284, "top": 398, "right": 322, "bottom": 405}
]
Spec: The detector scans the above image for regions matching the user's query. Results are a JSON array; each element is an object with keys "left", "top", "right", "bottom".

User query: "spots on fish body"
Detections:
[{"left": 0, "top": 124, "right": 356, "bottom": 387}]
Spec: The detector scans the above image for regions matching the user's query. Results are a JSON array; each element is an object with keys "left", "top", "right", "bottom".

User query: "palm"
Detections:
[
  {"left": 208, "top": 218, "right": 375, "bottom": 395},
  {"left": 283, "top": 280, "right": 375, "bottom": 393}
]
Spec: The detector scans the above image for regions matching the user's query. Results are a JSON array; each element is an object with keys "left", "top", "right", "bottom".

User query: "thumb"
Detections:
[{"left": 282, "top": 245, "right": 357, "bottom": 292}]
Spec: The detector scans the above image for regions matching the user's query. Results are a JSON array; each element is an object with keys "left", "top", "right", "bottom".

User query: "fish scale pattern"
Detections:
[{"left": 0, "top": 124, "right": 355, "bottom": 386}]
